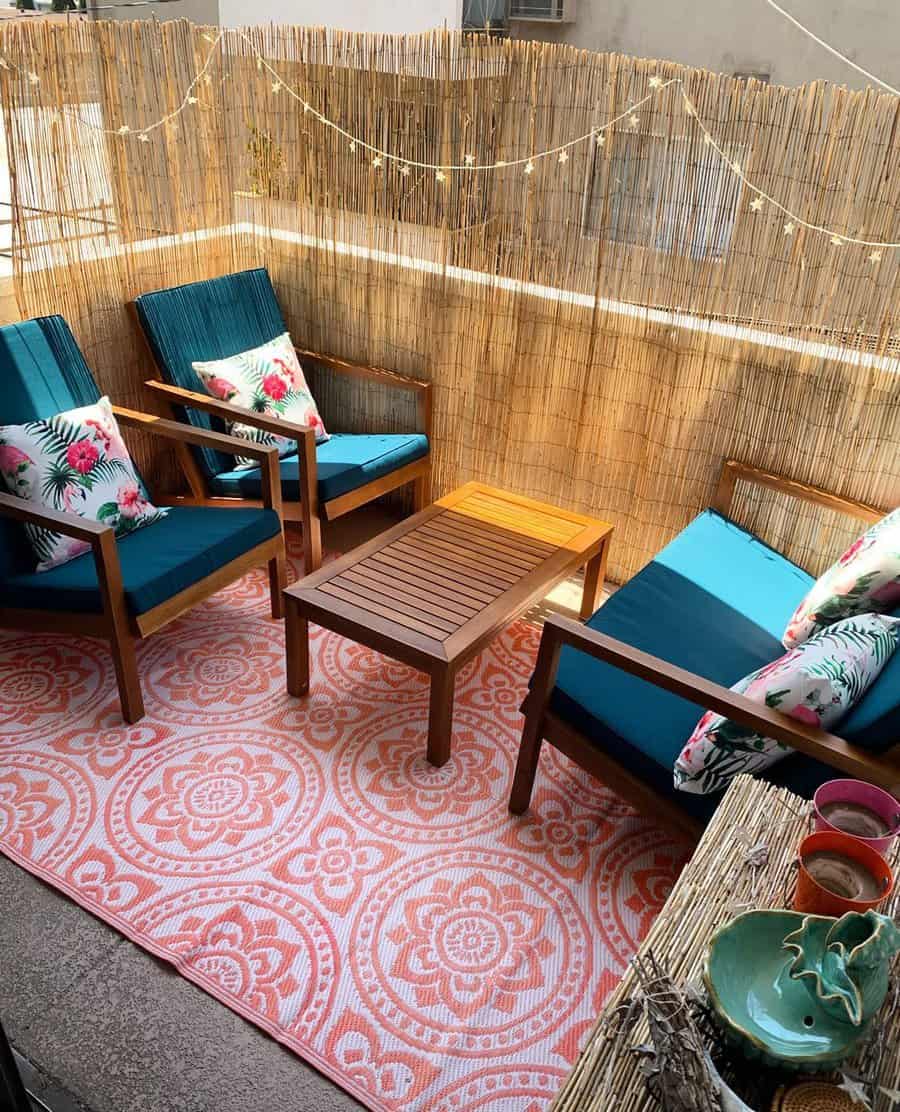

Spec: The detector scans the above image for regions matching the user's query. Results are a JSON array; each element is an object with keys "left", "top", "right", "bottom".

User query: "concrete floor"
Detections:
[{"left": 0, "top": 504, "right": 593, "bottom": 1112}]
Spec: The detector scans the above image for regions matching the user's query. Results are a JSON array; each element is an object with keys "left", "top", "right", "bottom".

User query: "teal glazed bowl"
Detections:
[{"left": 703, "top": 910, "right": 868, "bottom": 1070}]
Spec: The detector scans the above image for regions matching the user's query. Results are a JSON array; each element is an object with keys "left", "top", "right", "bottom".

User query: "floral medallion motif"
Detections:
[
  {"left": 272, "top": 814, "right": 400, "bottom": 916},
  {"left": 51, "top": 713, "right": 170, "bottom": 779},
  {"left": 106, "top": 733, "right": 323, "bottom": 875},
  {"left": 324, "top": 1009, "right": 440, "bottom": 1109},
  {"left": 592, "top": 826, "right": 688, "bottom": 966},
  {"left": 0, "top": 752, "right": 93, "bottom": 868},
  {"left": 351, "top": 850, "right": 591, "bottom": 1055},
  {"left": 334, "top": 707, "right": 509, "bottom": 842},
  {"left": 428, "top": 1065, "right": 569, "bottom": 1112},
  {"left": 135, "top": 882, "right": 337, "bottom": 1036},
  {"left": 0, "top": 636, "right": 108, "bottom": 741},
  {"left": 140, "top": 622, "right": 286, "bottom": 725},
  {"left": 502, "top": 789, "right": 614, "bottom": 881},
  {"left": 65, "top": 846, "right": 160, "bottom": 913}
]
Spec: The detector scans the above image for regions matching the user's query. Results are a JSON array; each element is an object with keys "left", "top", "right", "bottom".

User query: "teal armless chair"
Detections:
[
  {"left": 510, "top": 461, "right": 900, "bottom": 840},
  {"left": 133, "top": 268, "right": 433, "bottom": 573},
  {"left": 0, "top": 315, "right": 286, "bottom": 723}
]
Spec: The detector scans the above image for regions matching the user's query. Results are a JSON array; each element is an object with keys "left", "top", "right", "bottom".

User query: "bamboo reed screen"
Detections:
[{"left": 1, "top": 19, "right": 898, "bottom": 580}]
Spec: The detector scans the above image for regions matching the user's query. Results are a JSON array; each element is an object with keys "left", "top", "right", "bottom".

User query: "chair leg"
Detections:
[
  {"left": 413, "top": 468, "right": 432, "bottom": 512},
  {"left": 302, "top": 507, "right": 323, "bottom": 574},
  {"left": 110, "top": 625, "right": 144, "bottom": 724},
  {"left": 509, "top": 706, "right": 544, "bottom": 815},
  {"left": 268, "top": 550, "right": 287, "bottom": 619}
]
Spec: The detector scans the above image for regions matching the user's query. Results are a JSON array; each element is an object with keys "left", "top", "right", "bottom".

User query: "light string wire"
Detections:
[
  {"left": 762, "top": 0, "right": 900, "bottom": 99},
  {"left": 2, "top": 26, "right": 899, "bottom": 251}
]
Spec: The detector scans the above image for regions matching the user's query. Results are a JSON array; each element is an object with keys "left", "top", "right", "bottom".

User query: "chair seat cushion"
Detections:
[
  {"left": 550, "top": 510, "right": 827, "bottom": 815},
  {"left": 209, "top": 432, "right": 429, "bottom": 505},
  {"left": 0, "top": 506, "right": 280, "bottom": 616}
]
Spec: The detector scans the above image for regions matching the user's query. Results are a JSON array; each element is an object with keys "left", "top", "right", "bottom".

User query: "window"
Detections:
[
  {"left": 463, "top": 0, "right": 508, "bottom": 30},
  {"left": 583, "top": 131, "right": 746, "bottom": 262}
]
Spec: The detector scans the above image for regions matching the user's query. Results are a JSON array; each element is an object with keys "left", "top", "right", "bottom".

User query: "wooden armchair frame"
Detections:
[
  {"left": 0, "top": 406, "right": 286, "bottom": 724},
  {"left": 142, "top": 343, "right": 433, "bottom": 574},
  {"left": 510, "top": 460, "right": 900, "bottom": 841}
]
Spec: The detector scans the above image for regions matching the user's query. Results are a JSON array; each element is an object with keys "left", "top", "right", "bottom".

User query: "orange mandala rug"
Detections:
[{"left": 0, "top": 550, "right": 688, "bottom": 1111}]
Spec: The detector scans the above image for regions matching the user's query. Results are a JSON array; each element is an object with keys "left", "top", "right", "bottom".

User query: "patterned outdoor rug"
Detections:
[{"left": 0, "top": 541, "right": 688, "bottom": 1111}]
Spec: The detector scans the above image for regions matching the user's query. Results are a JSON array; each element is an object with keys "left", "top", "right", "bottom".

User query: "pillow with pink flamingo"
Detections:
[
  {"left": 0, "top": 396, "right": 166, "bottom": 571},
  {"left": 783, "top": 508, "right": 900, "bottom": 648},
  {"left": 192, "top": 332, "right": 328, "bottom": 471},
  {"left": 674, "top": 612, "right": 899, "bottom": 796}
]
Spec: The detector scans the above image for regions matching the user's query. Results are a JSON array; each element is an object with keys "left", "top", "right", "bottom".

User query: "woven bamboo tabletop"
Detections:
[{"left": 551, "top": 775, "right": 900, "bottom": 1111}]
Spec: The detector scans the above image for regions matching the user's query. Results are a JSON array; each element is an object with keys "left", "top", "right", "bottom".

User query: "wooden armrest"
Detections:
[
  {"left": 143, "top": 381, "right": 319, "bottom": 443},
  {"left": 0, "top": 489, "right": 110, "bottom": 543},
  {"left": 295, "top": 348, "right": 430, "bottom": 393},
  {"left": 113, "top": 406, "right": 283, "bottom": 517},
  {"left": 713, "top": 459, "right": 884, "bottom": 524},
  {"left": 535, "top": 612, "right": 900, "bottom": 791}
]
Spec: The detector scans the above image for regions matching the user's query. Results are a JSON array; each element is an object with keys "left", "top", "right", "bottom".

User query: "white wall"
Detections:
[
  {"left": 510, "top": 0, "right": 900, "bottom": 90},
  {"left": 219, "top": 0, "right": 462, "bottom": 34}
]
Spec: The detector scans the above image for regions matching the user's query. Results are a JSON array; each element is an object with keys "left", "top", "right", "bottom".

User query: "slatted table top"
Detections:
[{"left": 286, "top": 482, "right": 614, "bottom": 669}]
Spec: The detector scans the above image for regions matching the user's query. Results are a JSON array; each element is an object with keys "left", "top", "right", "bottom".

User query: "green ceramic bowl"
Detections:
[{"left": 703, "top": 910, "right": 867, "bottom": 1070}]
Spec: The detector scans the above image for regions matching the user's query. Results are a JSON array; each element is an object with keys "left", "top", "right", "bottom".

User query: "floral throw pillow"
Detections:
[
  {"left": 0, "top": 396, "right": 167, "bottom": 571},
  {"left": 673, "top": 613, "right": 899, "bottom": 796},
  {"left": 783, "top": 509, "right": 900, "bottom": 648},
  {"left": 192, "top": 332, "right": 328, "bottom": 470}
]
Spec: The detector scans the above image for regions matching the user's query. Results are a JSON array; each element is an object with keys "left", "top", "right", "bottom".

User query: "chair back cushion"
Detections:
[
  {"left": 134, "top": 268, "right": 288, "bottom": 480},
  {"left": 0, "top": 316, "right": 102, "bottom": 578}
]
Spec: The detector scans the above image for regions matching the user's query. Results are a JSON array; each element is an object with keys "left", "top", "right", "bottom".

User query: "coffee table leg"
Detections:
[
  {"left": 285, "top": 597, "right": 310, "bottom": 697},
  {"left": 427, "top": 666, "right": 454, "bottom": 767},
  {"left": 580, "top": 536, "right": 610, "bottom": 620}
]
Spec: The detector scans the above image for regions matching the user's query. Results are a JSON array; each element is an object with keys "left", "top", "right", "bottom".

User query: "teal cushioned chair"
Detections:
[
  {"left": 133, "top": 268, "right": 433, "bottom": 573},
  {"left": 510, "top": 461, "right": 900, "bottom": 840},
  {"left": 0, "top": 315, "right": 287, "bottom": 724}
]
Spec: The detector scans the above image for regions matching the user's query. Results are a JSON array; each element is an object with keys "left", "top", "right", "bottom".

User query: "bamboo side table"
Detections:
[{"left": 552, "top": 775, "right": 900, "bottom": 1110}]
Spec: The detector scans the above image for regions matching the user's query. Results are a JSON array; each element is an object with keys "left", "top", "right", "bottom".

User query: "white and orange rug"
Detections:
[{"left": 0, "top": 547, "right": 688, "bottom": 1111}]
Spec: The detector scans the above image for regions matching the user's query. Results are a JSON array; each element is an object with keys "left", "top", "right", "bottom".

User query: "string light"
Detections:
[
  {"left": 628, "top": 114, "right": 639, "bottom": 129},
  {"left": 749, "top": 196, "right": 764, "bottom": 212},
  {"left": 371, "top": 155, "right": 382, "bottom": 169},
  {"left": 463, "top": 153, "right": 475, "bottom": 166},
  {"left": 868, "top": 250, "right": 883, "bottom": 264},
  {"left": 783, "top": 221, "right": 796, "bottom": 235},
  {"left": 524, "top": 160, "right": 535, "bottom": 175},
  {"left": 558, "top": 150, "right": 569, "bottom": 164},
  {"left": 435, "top": 170, "right": 446, "bottom": 183},
  {"left": 399, "top": 164, "right": 411, "bottom": 176},
  {"left": 648, "top": 75, "right": 664, "bottom": 89}
]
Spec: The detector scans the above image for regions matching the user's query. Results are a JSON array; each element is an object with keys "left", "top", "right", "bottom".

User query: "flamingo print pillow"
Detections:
[
  {"left": 0, "top": 396, "right": 166, "bottom": 571},
  {"left": 783, "top": 508, "right": 900, "bottom": 648},
  {"left": 192, "top": 332, "right": 328, "bottom": 471},
  {"left": 673, "top": 613, "right": 899, "bottom": 796}
]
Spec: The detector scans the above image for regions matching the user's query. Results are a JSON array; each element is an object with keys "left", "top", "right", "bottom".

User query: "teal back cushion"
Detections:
[
  {"left": 841, "top": 604, "right": 900, "bottom": 752},
  {"left": 134, "top": 268, "right": 288, "bottom": 480},
  {"left": 0, "top": 316, "right": 102, "bottom": 578}
]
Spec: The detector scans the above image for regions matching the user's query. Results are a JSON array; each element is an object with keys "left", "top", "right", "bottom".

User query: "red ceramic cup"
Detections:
[
  {"left": 794, "top": 830, "right": 894, "bottom": 917},
  {"left": 813, "top": 778, "right": 900, "bottom": 857}
]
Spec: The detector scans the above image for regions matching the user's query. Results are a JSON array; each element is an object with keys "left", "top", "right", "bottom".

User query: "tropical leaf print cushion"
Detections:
[
  {"left": 0, "top": 396, "right": 167, "bottom": 571},
  {"left": 192, "top": 332, "right": 328, "bottom": 470},
  {"left": 673, "top": 613, "right": 899, "bottom": 796},
  {"left": 783, "top": 508, "right": 900, "bottom": 648}
]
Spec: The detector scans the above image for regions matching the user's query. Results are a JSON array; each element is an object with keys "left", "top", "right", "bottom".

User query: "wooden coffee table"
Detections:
[{"left": 283, "top": 482, "right": 614, "bottom": 766}]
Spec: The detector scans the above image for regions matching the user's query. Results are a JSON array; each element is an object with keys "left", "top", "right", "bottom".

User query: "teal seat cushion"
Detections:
[
  {"left": 0, "top": 506, "right": 280, "bottom": 616},
  {"left": 550, "top": 510, "right": 832, "bottom": 821},
  {"left": 210, "top": 432, "right": 430, "bottom": 505},
  {"left": 134, "top": 268, "right": 287, "bottom": 480},
  {"left": 841, "top": 604, "right": 900, "bottom": 752}
]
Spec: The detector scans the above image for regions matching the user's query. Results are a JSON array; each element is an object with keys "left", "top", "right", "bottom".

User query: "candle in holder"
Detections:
[
  {"left": 813, "top": 779, "right": 900, "bottom": 856},
  {"left": 795, "top": 830, "right": 893, "bottom": 917}
]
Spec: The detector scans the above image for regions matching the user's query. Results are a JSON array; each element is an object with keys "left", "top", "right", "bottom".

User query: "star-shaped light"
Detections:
[
  {"left": 868, "top": 250, "right": 883, "bottom": 263},
  {"left": 783, "top": 221, "right": 796, "bottom": 235},
  {"left": 187, "top": 95, "right": 198, "bottom": 105},
  {"left": 349, "top": 140, "right": 356, "bottom": 152},
  {"left": 595, "top": 132, "right": 606, "bottom": 147},
  {"left": 398, "top": 164, "right": 411, "bottom": 176},
  {"left": 138, "top": 132, "right": 150, "bottom": 143},
  {"left": 202, "top": 73, "right": 213, "bottom": 86},
  {"left": 703, "top": 133, "right": 713, "bottom": 145},
  {"left": 830, "top": 235, "right": 844, "bottom": 246},
  {"left": 628, "top": 114, "right": 639, "bottom": 129},
  {"left": 117, "top": 124, "right": 131, "bottom": 135},
  {"left": 372, "top": 155, "right": 382, "bottom": 169},
  {"left": 749, "top": 196, "right": 764, "bottom": 212},
  {"left": 271, "top": 81, "right": 282, "bottom": 94},
  {"left": 463, "top": 153, "right": 475, "bottom": 166},
  {"left": 732, "top": 161, "right": 742, "bottom": 175},
  {"left": 27, "top": 71, "right": 39, "bottom": 85},
  {"left": 648, "top": 75, "right": 664, "bottom": 89},
  {"left": 435, "top": 170, "right": 446, "bottom": 182},
  {"left": 558, "top": 150, "right": 569, "bottom": 163},
  {"left": 838, "top": 1074, "right": 871, "bottom": 1109},
  {"left": 524, "top": 160, "right": 535, "bottom": 174}
]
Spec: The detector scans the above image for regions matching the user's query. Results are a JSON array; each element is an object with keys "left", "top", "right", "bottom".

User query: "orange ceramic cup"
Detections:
[{"left": 794, "top": 830, "right": 894, "bottom": 917}]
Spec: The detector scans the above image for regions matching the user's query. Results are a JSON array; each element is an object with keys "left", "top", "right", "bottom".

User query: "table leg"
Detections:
[
  {"left": 285, "top": 597, "right": 310, "bottom": 697},
  {"left": 580, "top": 536, "right": 610, "bottom": 620},
  {"left": 426, "top": 666, "right": 455, "bottom": 767}
]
